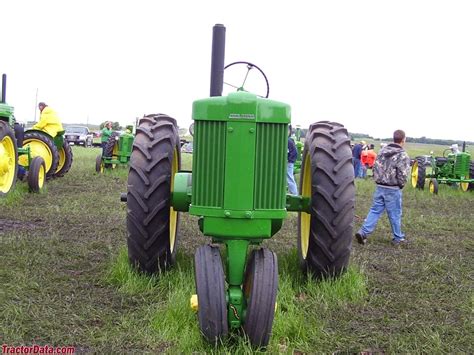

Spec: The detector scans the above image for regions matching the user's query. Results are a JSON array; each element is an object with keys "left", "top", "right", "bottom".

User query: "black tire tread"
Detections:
[
  {"left": 194, "top": 245, "right": 228, "bottom": 342},
  {"left": 468, "top": 161, "right": 474, "bottom": 191},
  {"left": 23, "top": 131, "right": 59, "bottom": 180},
  {"left": 104, "top": 132, "right": 119, "bottom": 158},
  {"left": 95, "top": 154, "right": 102, "bottom": 173},
  {"left": 27, "top": 156, "right": 45, "bottom": 193},
  {"left": 0, "top": 122, "right": 18, "bottom": 196},
  {"left": 54, "top": 140, "right": 73, "bottom": 177},
  {"left": 413, "top": 157, "right": 426, "bottom": 189},
  {"left": 126, "top": 114, "right": 180, "bottom": 274},
  {"left": 243, "top": 248, "right": 278, "bottom": 348},
  {"left": 298, "top": 121, "right": 355, "bottom": 278}
]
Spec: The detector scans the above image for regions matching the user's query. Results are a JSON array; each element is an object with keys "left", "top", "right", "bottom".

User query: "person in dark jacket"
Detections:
[
  {"left": 287, "top": 127, "right": 298, "bottom": 195},
  {"left": 355, "top": 130, "right": 411, "bottom": 246},
  {"left": 352, "top": 141, "right": 363, "bottom": 178}
]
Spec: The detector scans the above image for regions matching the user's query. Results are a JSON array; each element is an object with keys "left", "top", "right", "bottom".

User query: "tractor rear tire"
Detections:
[
  {"left": 22, "top": 131, "right": 59, "bottom": 180},
  {"left": 297, "top": 121, "right": 354, "bottom": 278},
  {"left": 468, "top": 162, "right": 474, "bottom": 191},
  {"left": 194, "top": 245, "right": 228, "bottom": 343},
  {"left": 0, "top": 122, "right": 18, "bottom": 196},
  {"left": 54, "top": 140, "right": 73, "bottom": 177},
  {"left": 27, "top": 156, "right": 46, "bottom": 193},
  {"left": 104, "top": 132, "right": 119, "bottom": 158},
  {"left": 127, "top": 114, "right": 181, "bottom": 274},
  {"left": 411, "top": 157, "right": 426, "bottom": 189},
  {"left": 104, "top": 132, "right": 119, "bottom": 169},
  {"left": 243, "top": 248, "right": 278, "bottom": 348}
]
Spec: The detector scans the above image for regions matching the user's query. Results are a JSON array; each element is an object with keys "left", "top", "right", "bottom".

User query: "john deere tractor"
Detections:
[
  {"left": 124, "top": 25, "right": 355, "bottom": 348},
  {"left": 95, "top": 126, "right": 134, "bottom": 173},
  {"left": 0, "top": 74, "right": 52, "bottom": 195},
  {"left": 411, "top": 143, "right": 474, "bottom": 194}
]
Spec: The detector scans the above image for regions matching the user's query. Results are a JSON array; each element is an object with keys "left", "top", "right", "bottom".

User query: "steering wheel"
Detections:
[
  {"left": 224, "top": 61, "right": 270, "bottom": 98},
  {"left": 442, "top": 148, "right": 451, "bottom": 158}
]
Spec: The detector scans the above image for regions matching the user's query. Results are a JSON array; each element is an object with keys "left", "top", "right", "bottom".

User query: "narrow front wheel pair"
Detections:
[{"left": 194, "top": 245, "right": 278, "bottom": 348}]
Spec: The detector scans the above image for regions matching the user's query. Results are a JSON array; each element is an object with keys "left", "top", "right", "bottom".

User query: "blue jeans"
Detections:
[
  {"left": 287, "top": 162, "right": 298, "bottom": 195},
  {"left": 359, "top": 186, "right": 405, "bottom": 241},
  {"left": 353, "top": 158, "right": 362, "bottom": 178}
]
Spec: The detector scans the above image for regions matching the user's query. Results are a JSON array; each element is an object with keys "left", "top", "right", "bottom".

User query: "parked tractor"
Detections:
[
  {"left": 411, "top": 143, "right": 474, "bottom": 194},
  {"left": 124, "top": 25, "right": 355, "bottom": 348},
  {"left": 0, "top": 74, "right": 54, "bottom": 195},
  {"left": 95, "top": 126, "right": 134, "bottom": 173}
]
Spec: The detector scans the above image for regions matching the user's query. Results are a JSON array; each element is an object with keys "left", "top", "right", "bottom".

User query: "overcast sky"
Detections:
[{"left": 2, "top": 0, "right": 473, "bottom": 141}]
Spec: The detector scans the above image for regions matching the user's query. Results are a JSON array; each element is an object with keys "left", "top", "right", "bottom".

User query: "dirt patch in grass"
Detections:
[{"left": 0, "top": 218, "right": 46, "bottom": 232}]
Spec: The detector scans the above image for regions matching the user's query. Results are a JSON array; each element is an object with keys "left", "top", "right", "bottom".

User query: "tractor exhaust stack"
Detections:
[
  {"left": 209, "top": 24, "right": 226, "bottom": 97},
  {"left": 1, "top": 74, "right": 6, "bottom": 103}
]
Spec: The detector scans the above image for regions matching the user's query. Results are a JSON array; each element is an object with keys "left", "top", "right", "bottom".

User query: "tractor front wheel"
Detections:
[
  {"left": 21, "top": 131, "right": 59, "bottom": 180},
  {"left": 0, "top": 122, "right": 18, "bottom": 196},
  {"left": 27, "top": 156, "right": 46, "bottom": 193},
  {"left": 54, "top": 140, "right": 73, "bottom": 177},
  {"left": 243, "top": 248, "right": 278, "bottom": 348},
  {"left": 298, "top": 121, "right": 354, "bottom": 278},
  {"left": 127, "top": 114, "right": 181, "bottom": 273},
  {"left": 95, "top": 154, "right": 104, "bottom": 173},
  {"left": 429, "top": 178, "right": 439, "bottom": 194},
  {"left": 194, "top": 245, "right": 228, "bottom": 343},
  {"left": 468, "top": 162, "right": 474, "bottom": 191}
]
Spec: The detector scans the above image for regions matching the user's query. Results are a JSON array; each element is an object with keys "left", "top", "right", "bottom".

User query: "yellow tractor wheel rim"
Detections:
[
  {"left": 429, "top": 181, "right": 435, "bottom": 193},
  {"left": 169, "top": 148, "right": 178, "bottom": 253},
  {"left": 411, "top": 161, "right": 418, "bottom": 188},
  {"left": 56, "top": 147, "right": 66, "bottom": 172},
  {"left": 20, "top": 139, "right": 53, "bottom": 172},
  {"left": 300, "top": 153, "right": 311, "bottom": 259},
  {"left": 38, "top": 164, "right": 45, "bottom": 189},
  {"left": 460, "top": 179, "right": 469, "bottom": 192},
  {"left": 0, "top": 135, "right": 17, "bottom": 193}
]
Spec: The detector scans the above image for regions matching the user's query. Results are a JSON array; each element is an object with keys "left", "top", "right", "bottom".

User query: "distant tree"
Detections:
[{"left": 99, "top": 121, "right": 122, "bottom": 130}]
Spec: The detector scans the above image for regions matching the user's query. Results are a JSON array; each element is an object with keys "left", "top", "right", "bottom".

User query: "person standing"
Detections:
[
  {"left": 101, "top": 121, "right": 113, "bottom": 156},
  {"left": 287, "top": 127, "right": 298, "bottom": 195},
  {"left": 33, "top": 102, "right": 64, "bottom": 137},
  {"left": 352, "top": 141, "right": 363, "bottom": 178},
  {"left": 355, "top": 130, "right": 411, "bottom": 246}
]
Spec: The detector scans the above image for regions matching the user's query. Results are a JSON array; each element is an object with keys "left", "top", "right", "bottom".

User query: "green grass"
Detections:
[{"left": 1, "top": 143, "right": 473, "bottom": 353}]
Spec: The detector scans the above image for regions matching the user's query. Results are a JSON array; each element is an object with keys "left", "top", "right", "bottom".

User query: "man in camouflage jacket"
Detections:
[{"left": 355, "top": 130, "right": 411, "bottom": 246}]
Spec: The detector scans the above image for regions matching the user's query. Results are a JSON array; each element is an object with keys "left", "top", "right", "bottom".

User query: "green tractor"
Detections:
[
  {"left": 411, "top": 143, "right": 474, "bottom": 194},
  {"left": 0, "top": 74, "right": 58, "bottom": 195},
  {"left": 124, "top": 25, "right": 355, "bottom": 348},
  {"left": 95, "top": 126, "right": 134, "bottom": 173}
]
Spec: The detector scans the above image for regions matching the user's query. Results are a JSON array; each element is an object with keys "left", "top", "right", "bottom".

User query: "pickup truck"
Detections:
[{"left": 65, "top": 126, "right": 93, "bottom": 147}]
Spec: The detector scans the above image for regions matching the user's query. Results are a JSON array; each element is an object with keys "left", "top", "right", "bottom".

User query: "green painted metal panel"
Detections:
[
  {"left": 223, "top": 121, "right": 256, "bottom": 210},
  {"left": 192, "top": 120, "right": 226, "bottom": 207},
  {"left": 455, "top": 152, "right": 470, "bottom": 176},
  {"left": 193, "top": 91, "right": 290, "bottom": 124},
  {"left": 202, "top": 217, "right": 272, "bottom": 238},
  {"left": 254, "top": 123, "right": 287, "bottom": 210}
]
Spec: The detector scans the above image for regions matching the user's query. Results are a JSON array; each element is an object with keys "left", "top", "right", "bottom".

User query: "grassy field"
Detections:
[{"left": 1, "top": 143, "right": 473, "bottom": 353}]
